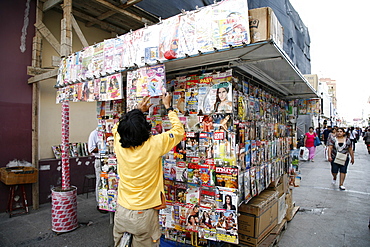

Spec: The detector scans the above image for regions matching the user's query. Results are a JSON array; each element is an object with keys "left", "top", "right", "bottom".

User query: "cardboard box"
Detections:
[
  {"left": 277, "top": 193, "right": 286, "bottom": 224},
  {"left": 249, "top": 7, "right": 284, "bottom": 49},
  {"left": 238, "top": 190, "right": 278, "bottom": 246}
]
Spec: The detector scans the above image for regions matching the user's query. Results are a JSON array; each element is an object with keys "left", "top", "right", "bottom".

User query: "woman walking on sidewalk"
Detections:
[
  {"left": 304, "top": 127, "right": 317, "bottom": 162},
  {"left": 363, "top": 128, "right": 370, "bottom": 154},
  {"left": 327, "top": 127, "right": 355, "bottom": 190}
]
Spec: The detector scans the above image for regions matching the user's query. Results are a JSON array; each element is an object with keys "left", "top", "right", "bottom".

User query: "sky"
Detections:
[{"left": 289, "top": 0, "right": 370, "bottom": 124}]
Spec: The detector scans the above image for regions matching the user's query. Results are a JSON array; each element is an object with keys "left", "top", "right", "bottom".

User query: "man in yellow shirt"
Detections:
[{"left": 112, "top": 93, "right": 184, "bottom": 247}]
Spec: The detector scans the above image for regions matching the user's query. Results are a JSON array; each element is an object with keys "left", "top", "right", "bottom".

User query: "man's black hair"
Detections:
[{"left": 117, "top": 109, "right": 151, "bottom": 148}]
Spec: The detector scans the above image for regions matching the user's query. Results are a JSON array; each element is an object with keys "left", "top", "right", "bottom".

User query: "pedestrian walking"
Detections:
[
  {"left": 304, "top": 127, "right": 317, "bottom": 162},
  {"left": 363, "top": 128, "right": 370, "bottom": 154},
  {"left": 347, "top": 127, "right": 358, "bottom": 152},
  {"left": 327, "top": 127, "right": 355, "bottom": 190}
]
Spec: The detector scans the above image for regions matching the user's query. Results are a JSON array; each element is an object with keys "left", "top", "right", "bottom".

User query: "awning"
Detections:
[{"left": 164, "top": 40, "right": 318, "bottom": 99}]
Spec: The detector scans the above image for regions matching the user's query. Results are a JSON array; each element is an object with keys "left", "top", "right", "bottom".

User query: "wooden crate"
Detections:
[{"left": 0, "top": 166, "right": 38, "bottom": 185}]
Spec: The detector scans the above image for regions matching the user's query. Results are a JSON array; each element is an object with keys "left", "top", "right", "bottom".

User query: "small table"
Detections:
[{"left": 6, "top": 184, "right": 29, "bottom": 217}]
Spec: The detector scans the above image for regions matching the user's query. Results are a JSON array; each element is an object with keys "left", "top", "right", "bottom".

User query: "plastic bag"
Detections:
[
  {"left": 314, "top": 136, "right": 321, "bottom": 147},
  {"left": 299, "top": 147, "right": 309, "bottom": 161}
]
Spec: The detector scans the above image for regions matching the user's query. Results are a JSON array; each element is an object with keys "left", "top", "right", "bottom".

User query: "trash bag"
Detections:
[{"left": 299, "top": 147, "right": 309, "bottom": 161}]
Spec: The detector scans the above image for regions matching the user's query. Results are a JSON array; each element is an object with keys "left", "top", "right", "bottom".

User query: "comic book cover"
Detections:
[
  {"left": 186, "top": 132, "right": 199, "bottom": 158},
  {"left": 174, "top": 182, "right": 187, "bottom": 204},
  {"left": 106, "top": 73, "right": 122, "bottom": 100},
  {"left": 194, "top": 6, "right": 214, "bottom": 53},
  {"left": 176, "top": 161, "right": 187, "bottom": 183},
  {"left": 215, "top": 3, "right": 249, "bottom": 49},
  {"left": 186, "top": 184, "right": 200, "bottom": 205},
  {"left": 215, "top": 166, "right": 238, "bottom": 189},
  {"left": 74, "top": 51, "right": 82, "bottom": 82},
  {"left": 81, "top": 45, "right": 94, "bottom": 80},
  {"left": 158, "top": 15, "right": 180, "bottom": 61},
  {"left": 143, "top": 24, "right": 160, "bottom": 64},
  {"left": 92, "top": 42, "right": 104, "bottom": 77},
  {"left": 98, "top": 188, "right": 108, "bottom": 211},
  {"left": 186, "top": 14, "right": 208, "bottom": 55},
  {"left": 103, "top": 38, "right": 114, "bottom": 75},
  {"left": 173, "top": 90, "right": 185, "bottom": 115},
  {"left": 113, "top": 36, "right": 124, "bottom": 70},
  {"left": 146, "top": 64, "right": 166, "bottom": 96},
  {"left": 199, "top": 186, "right": 217, "bottom": 209},
  {"left": 107, "top": 189, "right": 117, "bottom": 211},
  {"left": 177, "top": 12, "right": 197, "bottom": 57},
  {"left": 122, "top": 29, "right": 144, "bottom": 67},
  {"left": 198, "top": 207, "right": 217, "bottom": 241}
]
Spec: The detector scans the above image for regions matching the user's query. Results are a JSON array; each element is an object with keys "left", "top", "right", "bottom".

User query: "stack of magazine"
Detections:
[{"left": 51, "top": 142, "right": 89, "bottom": 159}]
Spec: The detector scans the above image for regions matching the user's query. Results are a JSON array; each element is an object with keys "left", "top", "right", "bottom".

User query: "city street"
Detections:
[{"left": 0, "top": 141, "right": 369, "bottom": 246}]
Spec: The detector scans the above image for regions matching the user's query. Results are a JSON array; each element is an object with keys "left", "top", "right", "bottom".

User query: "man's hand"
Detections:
[
  {"left": 162, "top": 90, "right": 172, "bottom": 109},
  {"left": 137, "top": 96, "right": 152, "bottom": 112}
]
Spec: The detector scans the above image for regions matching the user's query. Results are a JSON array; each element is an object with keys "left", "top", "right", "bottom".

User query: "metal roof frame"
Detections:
[{"left": 164, "top": 40, "right": 318, "bottom": 99}]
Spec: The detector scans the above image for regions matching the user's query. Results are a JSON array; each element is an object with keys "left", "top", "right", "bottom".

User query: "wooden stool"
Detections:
[
  {"left": 83, "top": 174, "right": 96, "bottom": 198},
  {"left": 7, "top": 184, "right": 29, "bottom": 217}
]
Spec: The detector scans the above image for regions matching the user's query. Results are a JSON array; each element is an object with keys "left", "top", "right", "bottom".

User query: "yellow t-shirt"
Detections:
[{"left": 112, "top": 111, "right": 184, "bottom": 210}]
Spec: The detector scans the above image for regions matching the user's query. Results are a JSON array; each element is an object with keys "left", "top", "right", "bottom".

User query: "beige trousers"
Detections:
[{"left": 113, "top": 204, "right": 161, "bottom": 247}]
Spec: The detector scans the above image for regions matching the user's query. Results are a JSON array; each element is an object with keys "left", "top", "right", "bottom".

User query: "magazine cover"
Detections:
[
  {"left": 186, "top": 131, "right": 199, "bottom": 158},
  {"left": 186, "top": 184, "right": 200, "bottom": 205},
  {"left": 198, "top": 207, "right": 217, "bottom": 241},
  {"left": 164, "top": 179, "right": 175, "bottom": 202},
  {"left": 199, "top": 186, "right": 217, "bottom": 209},
  {"left": 143, "top": 24, "right": 160, "bottom": 64},
  {"left": 185, "top": 204, "right": 199, "bottom": 232},
  {"left": 198, "top": 85, "right": 213, "bottom": 114},
  {"left": 187, "top": 162, "right": 201, "bottom": 185},
  {"left": 215, "top": 166, "right": 238, "bottom": 189},
  {"left": 99, "top": 77, "right": 108, "bottom": 101},
  {"left": 185, "top": 89, "right": 199, "bottom": 114},
  {"left": 51, "top": 145, "right": 62, "bottom": 159},
  {"left": 113, "top": 36, "right": 124, "bottom": 71},
  {"left": 158, "top": 15, "right": 180, "bottom": 61},
  {"left": 243, "top": 169, "right": 252, "bottom": 203},
  {"left": 215, "top": 210, "right": 238, "bottom": 244},
  {"left": 92, "top": 42, "right": 104, "bottom": 77},
  {"left": 174, "top": 182, "right": 187, "bottom": 204},
  {"left": 106, "top": 73, "right": 123, "bottom": 100},
  {"left": 176, "top": 161, "right": 187, "bottom": 183},
  {"left": 177, "top": 11, "right": 197, "bottom": 57},
  {"left": 103, "top": 38, "right": 115, "bottom": 75},
  {"left": 173, "top": 90, "right": 186, "bottom": 115},
  {"left": 81, "top": 45, "right": 94, "bottom": 80}
]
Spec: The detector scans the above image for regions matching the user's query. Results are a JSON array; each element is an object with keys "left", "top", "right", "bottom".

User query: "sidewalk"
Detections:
[
  {"left": 278, "top": 140, "right": 370, "bottom": 246},
  {"left": 1, "top": 141, "right": 369, "bottom": 247}
]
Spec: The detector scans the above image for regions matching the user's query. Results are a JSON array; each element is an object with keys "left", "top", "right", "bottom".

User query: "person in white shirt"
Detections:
[
  {"left": 347, "top": 127, "right": 358, "bottom": 152},
  {"left": 88, "top": 128, "right": 107, "bottom": 213}
]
